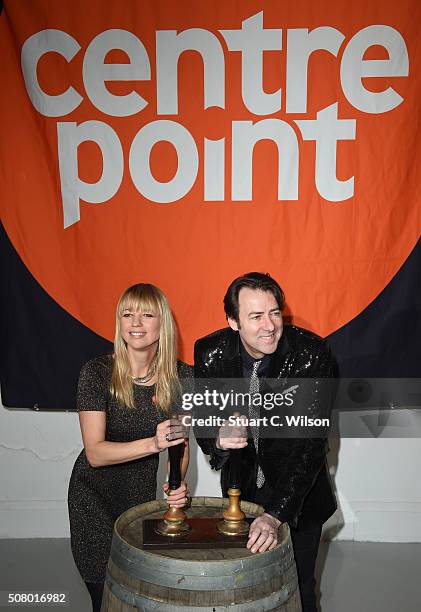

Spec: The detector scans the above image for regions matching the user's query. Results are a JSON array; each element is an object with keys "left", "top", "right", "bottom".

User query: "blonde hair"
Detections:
[{"left": 111, "top": 283, "right": 180, "bottom": 414}]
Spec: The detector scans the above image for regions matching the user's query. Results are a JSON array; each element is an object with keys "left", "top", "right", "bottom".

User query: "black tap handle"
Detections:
[
  {"left": 229, "top": 447, "right": 242, "bottom": 489},
  {"left": 228, "top": 411, "right": 244, "bottom": 489},
  {"left": 168, "top": 442, "right": 183, "bottom": 490}
]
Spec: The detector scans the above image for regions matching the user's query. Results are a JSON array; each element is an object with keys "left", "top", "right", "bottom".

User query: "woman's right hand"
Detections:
[{"left": 154, "top": 418, "right": 188, "bottom": 452}]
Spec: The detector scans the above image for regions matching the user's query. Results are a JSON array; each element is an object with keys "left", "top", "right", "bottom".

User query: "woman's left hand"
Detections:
[{"left": 162, "top": 480, "right": 189, "bottom": 508}]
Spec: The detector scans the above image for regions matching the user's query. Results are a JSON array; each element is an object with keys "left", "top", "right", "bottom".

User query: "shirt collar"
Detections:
[
  {"left": 240, "top": 342, "right": 271, "bottom": 373},
  {"left": 222, "top": 325, "right": 290, "bottom": 363}
]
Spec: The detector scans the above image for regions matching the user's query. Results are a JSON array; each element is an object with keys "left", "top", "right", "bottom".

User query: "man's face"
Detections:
[{"left": 228, "top": 288, "right": 283, "bottom": 359}]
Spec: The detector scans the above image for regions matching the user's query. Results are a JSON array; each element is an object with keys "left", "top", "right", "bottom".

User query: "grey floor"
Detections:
[{"left": 1, "top": 539, "right": 420, "bottom": 611}]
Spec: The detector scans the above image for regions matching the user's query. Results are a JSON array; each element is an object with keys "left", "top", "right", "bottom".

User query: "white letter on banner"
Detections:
[
  {"left": 286, "top": 27, "right": 345, "bottom": 113},
  {"left": 21, "top": 29, "right": 82, "bottom": 117},
  {"left": 57, "top": 121, "right": 124, "bottom": 228},
  {"left": 221, "top": 12, "right": 282, "bottom": 115},
  {"left": 204, "top": 138, "right": 225, "bottom": 201},
  {"left": 231, "top": 120, "right": 298, "bottom": 201},
  {"left": 295, "top": 103, "right": 356, "bottom": 201},
  {"left": 156, "top": 29, "right": 224, "bottom": 114},
  {"left": 83, "top": 29, "right": 150, "bottom": 116},
  {"left": 340, "top": 25, "right": 409, "bottom": 113},
  {"left": 129, "top": 120, "right": 198, "bottom": 202}
]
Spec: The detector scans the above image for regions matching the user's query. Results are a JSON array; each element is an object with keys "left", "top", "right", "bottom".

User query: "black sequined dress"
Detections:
[{"left": 68, "top": 355, "right": 191, "bottom": 583}]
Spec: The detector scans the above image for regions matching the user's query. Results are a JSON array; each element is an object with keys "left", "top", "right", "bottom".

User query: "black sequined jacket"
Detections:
[{"left": 194, "top": 325, "right": 337, "bottom": 530}]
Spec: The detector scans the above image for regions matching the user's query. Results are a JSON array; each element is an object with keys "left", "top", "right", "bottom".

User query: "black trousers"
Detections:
[
  {"left": 290, "top": 525, "right": 322, "bottom": 612},
  {"left": 253, "top": 487, "right": 321, "bottom": 611}
]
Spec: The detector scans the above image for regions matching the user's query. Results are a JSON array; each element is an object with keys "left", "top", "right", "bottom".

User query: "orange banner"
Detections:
[{"left": 0, "top": 0, "right": 420, "bottom": 361}]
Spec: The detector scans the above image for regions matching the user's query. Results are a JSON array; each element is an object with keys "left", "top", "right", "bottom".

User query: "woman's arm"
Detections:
[{"left": 79, "top": 411, "right": 184, "bottom": 468}]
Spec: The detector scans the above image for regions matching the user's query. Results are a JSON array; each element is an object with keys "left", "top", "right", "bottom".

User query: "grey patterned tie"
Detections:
[{"left": 249, "top": 360, "right": 265, "bottom": 488}]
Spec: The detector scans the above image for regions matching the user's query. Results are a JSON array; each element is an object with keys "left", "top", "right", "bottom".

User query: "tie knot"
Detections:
[{"left": 252, "top": 360, "right": 262, "bottom": 376}]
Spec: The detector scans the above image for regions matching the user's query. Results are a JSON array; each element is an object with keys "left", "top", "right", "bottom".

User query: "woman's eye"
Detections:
[
  {"left": 143, "top": 313, "right": 154, "bottom": 318},
  {"left": 122, "top": 312, "right": 132, "bottom": 318}
]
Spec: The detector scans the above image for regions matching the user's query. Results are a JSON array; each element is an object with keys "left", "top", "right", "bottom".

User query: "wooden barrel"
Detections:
[{"left": 101, "top": 497, "right": 301, "bottom": 611}]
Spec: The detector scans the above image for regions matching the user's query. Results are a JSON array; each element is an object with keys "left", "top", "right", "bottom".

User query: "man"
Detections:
[{"left": 194, "top": 272, "right": 336, "bottom": 612}]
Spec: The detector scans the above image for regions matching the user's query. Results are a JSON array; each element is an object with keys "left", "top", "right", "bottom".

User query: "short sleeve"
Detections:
[
  {"left": 76, "top": 357, "right": 110, "bottom": 412},
  {"left": 178, "top": 361, "right": 194, "bottom": 394}
]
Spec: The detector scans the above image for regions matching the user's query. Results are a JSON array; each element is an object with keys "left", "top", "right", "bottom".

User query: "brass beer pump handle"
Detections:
[
  {"left": 223, "top": 487, "right": 246, "bottom": 521},
  {"left": 156, "top": 436, "right": 191, "bottom": 536},
  {"left": 217, "top": 413, "right": 249, "bottom": 536},
  {"left": 157, "top": 504, "right": 191, "bottom": 537},
  {"left": 217, "top": 485, "right": 249, "bottom": 536}
]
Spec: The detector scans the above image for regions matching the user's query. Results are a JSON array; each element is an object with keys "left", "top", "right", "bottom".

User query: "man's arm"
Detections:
[
  {"left": 193, "top": 339, "right": 247, "bottom": 469},
  {"left": 193, "top": 339, "right": 223, "bottom": 463},
  {"left": 263, "top": 344, "right": 335, "bottom": 525},
  {"left": 264, "top": 438, "right": 329, "bottom": 524}
]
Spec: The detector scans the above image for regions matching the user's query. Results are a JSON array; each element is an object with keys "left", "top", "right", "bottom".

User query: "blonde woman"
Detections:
[{"left": 68, "top": 284, "right": 190, "bottom": 612}]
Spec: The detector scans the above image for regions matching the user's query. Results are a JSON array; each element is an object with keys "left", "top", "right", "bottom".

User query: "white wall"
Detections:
[{"left": 1, "top": 402, "right": 421, "bottom": 541}]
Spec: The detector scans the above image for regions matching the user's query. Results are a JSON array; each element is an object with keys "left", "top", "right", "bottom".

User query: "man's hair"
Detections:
[{"left": 223, "top": 272, "right": 285, "bottom": 323}]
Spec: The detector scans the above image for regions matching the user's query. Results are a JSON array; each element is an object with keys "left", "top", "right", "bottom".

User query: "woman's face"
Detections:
[{"left": 120, "top": 305, "right": 161, "bottom": 354}]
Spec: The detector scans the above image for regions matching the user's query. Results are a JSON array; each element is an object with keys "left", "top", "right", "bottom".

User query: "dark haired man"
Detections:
[{"left": 194, "top": 272, "right": 336, "bottom": 612}]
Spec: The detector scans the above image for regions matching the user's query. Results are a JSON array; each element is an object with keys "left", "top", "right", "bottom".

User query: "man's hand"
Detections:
[
  {"left": 216, "top": 415, "right": 248, "bottom": 450},
  {"left": 247, "top": 513, "right": 281, "bottom": 553},
  {"left": 162, "top": 480, "right": 189, "bottom": 508}
]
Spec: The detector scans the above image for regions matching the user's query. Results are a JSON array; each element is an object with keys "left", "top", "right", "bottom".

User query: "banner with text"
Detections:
[{"left": 0, "top": 0, "right": 420, "bottom": 407}]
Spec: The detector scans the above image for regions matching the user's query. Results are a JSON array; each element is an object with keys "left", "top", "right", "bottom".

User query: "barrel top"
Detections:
[{"left": 114, "top": 497, "right": 290, "bottom": 562}]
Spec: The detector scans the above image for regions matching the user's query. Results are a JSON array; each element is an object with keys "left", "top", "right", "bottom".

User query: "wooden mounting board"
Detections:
[{"left": 142, "top": 517, "right": 253, "bottom": 549}]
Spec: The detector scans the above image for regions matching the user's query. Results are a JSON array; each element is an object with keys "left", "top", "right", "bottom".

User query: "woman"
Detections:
[{"left": 68, "top": 283, "right": 190, "bottom": 612}]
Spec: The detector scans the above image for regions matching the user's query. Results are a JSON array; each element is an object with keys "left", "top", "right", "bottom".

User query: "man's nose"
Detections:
[{"left": 262, "top": 315, "right": 275, "bottom": 330}]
